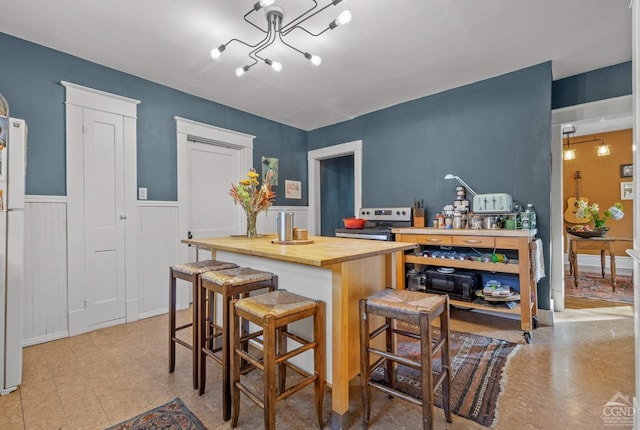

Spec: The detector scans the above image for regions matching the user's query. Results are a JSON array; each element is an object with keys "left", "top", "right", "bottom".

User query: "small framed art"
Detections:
[{"left": 620, "top": 164, "right": 633, "bottom": 178}]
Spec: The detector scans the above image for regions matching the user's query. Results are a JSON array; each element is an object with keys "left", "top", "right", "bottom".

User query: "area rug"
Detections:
[
  {"left": 105, "top": 398, "right": 207, "bottom": 430},
  {"left": 564, "top": 273, "right": 634, "bottom": 304},
  {"left": 372, "top": 327, "right": 518, "bottom": 428}
]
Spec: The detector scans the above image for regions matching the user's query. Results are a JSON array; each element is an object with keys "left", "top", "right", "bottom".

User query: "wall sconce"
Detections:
[
  {"left": 444, "top": 174, "right": 479, "bottom": 197},
  {"left": 596, "top": 144, "right": 611, "bottom": 156}
]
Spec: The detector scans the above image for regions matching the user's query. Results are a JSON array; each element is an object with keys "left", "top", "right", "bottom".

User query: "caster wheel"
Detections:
[
  {"left": 532, "top": 316, "right": 540, "bottom": 329},
  {"left": 523, "top": 332, "right": 532, "bottom": 344}
]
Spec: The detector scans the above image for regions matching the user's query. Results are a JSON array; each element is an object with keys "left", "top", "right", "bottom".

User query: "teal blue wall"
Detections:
[
  {"left": 309, "top": 62, "right": 553, "bottom": 308},
  {"left": 552, "top": 61, "right": 631, "bottom": 109},
  {"left": 0, "top": 33, "right": 307, "bottom": 205}
]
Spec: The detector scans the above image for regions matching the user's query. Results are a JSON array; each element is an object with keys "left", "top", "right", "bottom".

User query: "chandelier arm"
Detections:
[
  {"left": 243, "top": 8, "right": 268, "bottom": 34},
  {"left": 285, "top": 24, "right": 331, "bottom": 38},
  {"left": 224, "top": 36, "right": 269, "bottom": 51},
  {"left": 249, "top": 18, "right": 278, "bottom": 61},
  {"left": 277, "top": 32, "right": 305, "bottom": 55},
  {"left": 280, "top": 0, "right": 321, "bottom": 35}
]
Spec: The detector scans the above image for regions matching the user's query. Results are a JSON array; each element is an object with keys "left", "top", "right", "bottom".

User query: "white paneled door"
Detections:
[
  {"left": 186, "top": 141, "right": 240, "bottom": 262},
  {"left": 83, "top": 109, "right": 126, "bottom": 327}
]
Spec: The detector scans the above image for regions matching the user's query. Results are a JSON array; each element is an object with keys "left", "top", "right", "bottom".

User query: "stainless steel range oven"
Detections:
[{"left": 335, "top": 207, "right": 412, "bottom": 241}]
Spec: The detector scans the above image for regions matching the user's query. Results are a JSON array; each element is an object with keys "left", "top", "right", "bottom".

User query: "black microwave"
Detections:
[{"left": 423, "top": 269, "right": 478, "bottom": 302}]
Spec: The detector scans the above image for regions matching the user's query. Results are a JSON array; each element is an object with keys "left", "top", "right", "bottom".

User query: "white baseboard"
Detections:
[{"left": 22, "top": 331, "right": 69, "bottom": 347}]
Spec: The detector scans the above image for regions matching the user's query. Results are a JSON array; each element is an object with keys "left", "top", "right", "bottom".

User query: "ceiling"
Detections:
[{"left": 0, "top": 0, "right": 632, "bottom": 131}]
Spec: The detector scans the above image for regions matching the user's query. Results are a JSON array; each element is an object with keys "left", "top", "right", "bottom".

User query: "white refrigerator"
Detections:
[{"left": 0, "top": 117, "right": 26, "bottom": 395}]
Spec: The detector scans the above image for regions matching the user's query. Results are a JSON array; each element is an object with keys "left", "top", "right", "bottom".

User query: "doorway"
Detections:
[
  {"left": 320, "top": 154, "right": 354, "bottom": 236},
  {"left": 308, "top": 140, "right": 363, "bottom": 235},
  {"left": 551, "top": 95, "right": 633, "bottom": 311},
  {"left": 175, "top": 117, "right": 252, "bottom": 305}
]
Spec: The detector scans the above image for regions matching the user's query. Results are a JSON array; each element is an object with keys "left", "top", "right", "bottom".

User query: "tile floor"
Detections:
[{"left": 0, "top": 304, "right": 634, "bottom": 429}]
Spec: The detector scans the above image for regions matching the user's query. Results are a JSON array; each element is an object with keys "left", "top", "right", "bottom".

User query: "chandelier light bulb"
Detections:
[
  {"left": 271, "top": 61, "right": 283, "bottom": 72},
  {"left": 235, "top": 66, "right": 249, "bottom": 77},
  {"left": 563, "top": 149, "right": 576, "bottom": 161},
  {"left": 336, "top": 10, "right": 352, "bottom": 25},
  {"left": 254, "top": 0, "right": 275, "bottom": 10},
  {"left": 210, "top": 44, "right": 225, "bottom": 60},
  {"left": 305, "top": 52, "right": 322, "bottom": 65}
]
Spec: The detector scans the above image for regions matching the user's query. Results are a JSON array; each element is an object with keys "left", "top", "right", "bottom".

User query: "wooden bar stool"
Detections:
[
  {"left": 169, "top": 259, "right": 237, "bottom": 389},
  {"left": 359, "top": 288, "right": 451, "bottom": 430},
  {"left": 198, "top": 267, "right": 278, "bottom": 421},
  {"left": 230, "top": 290, "right": 326, "bottom": 429}
]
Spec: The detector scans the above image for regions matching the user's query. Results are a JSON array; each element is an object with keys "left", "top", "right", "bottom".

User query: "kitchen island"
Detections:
[{"left": 182, "top": 235, "right": 417, "bottom": 429}]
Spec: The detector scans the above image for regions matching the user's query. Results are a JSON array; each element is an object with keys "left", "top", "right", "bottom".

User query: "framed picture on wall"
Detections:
[
  {"left": 621, "top": 181, "right": 633, "bottom": 200},
  {"left": 620, "top": 164, "right": 633, "bottom": 178}
]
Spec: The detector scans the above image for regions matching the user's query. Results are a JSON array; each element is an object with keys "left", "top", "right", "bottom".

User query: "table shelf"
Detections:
[{"left": 393, "top": 228, "right": 539, "bottom": 343}]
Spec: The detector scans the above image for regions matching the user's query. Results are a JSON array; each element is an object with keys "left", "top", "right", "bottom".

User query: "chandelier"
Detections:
[{"left": 210, "top": 0, "right": 352, "bottom": 76}]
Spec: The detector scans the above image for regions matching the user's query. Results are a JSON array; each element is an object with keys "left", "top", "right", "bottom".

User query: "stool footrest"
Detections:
[
  {"left": 368, "top": 346, "right": 421, "bottom": 371},
  {"left": 433, "top": 366, "right": 448, "bottom": 391},
  {"left": 275, "top": 341, "right": 316, "bottom": 365},
  {"left": 172, "top": 337, "right": 192, "bottom": 350},
  {"left": 432, "top": 337, "right": 446, "bottom": 356},
  {"left": 236, "top": 382, "right": 265, "bottom": 409},
  {"left": 368, "top": 380, "right": 422, "bottom": 406},
  {"left": 277, "top": 374, "right": 317, "bottom": 402},
  {"left": 235, "top": 348, "right": 263, "bottom": 371},
  {"left": 175, "top": 322, "right": 193, "bottom": 332}
]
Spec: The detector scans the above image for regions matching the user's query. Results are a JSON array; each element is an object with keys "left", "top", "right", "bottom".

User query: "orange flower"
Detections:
[{"left": 229, "top": 168, "right": 276, "bottom": 215}]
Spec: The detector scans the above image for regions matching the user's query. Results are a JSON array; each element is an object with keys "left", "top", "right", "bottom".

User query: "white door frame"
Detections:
[
  {"left": 174, "top": 117, "right": 253, "bottom": 267},
  {"left": 307, "top": 140, "right": 363, "bottom": 235},
  {"left": 550, "top": 95, "right": 633, "bottom": 312},
  {"left": 63, "top": 81, "right": 140, "bottom": 335}
]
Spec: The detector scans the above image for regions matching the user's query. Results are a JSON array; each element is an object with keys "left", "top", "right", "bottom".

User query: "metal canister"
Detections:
[
  {"left": 472, "top": 215, "right": 483, "bottom": 229},
  {"left": 453, "top": 211, "right": 462, "bottom": 229}
]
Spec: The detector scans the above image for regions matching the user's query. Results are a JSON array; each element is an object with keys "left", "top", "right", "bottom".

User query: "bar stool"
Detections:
[
  {"left": 230, "top": 290, "right": 326, "bottom": 429},
  {"left": 359, "top": 288, "right": 451, "bottom": 430},
  {"left": 198, "top": 267, "right": 278, "bottom": 421},
  {"left": 169, "top": 259, "right": 238, "bottom": 389}
]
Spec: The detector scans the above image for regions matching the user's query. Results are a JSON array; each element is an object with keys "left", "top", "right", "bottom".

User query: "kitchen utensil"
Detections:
[
  {"left": 343, "top": 217, "right": 366, "bottom": 229},
  {"left": 276, "top": 210, "right": 294, "bottom": 241}
]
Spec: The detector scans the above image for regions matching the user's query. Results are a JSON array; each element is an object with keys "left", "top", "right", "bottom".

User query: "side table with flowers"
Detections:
[
  {"left": 568, "top": 201, "right": 624, "bottom": 237},
  {"left": 229, "top": 168, "right": 276, "bottom": 238}
]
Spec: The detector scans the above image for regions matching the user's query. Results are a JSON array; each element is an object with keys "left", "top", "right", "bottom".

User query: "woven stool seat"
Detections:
[
  {"left": 198, "top": 267, "right": 277, "bottom": 421},
  {"left": 234, "top": 290, "right": 318, "bottom": 320},
  {"left": 172, "top": 259, "right": 237, "bottom": 275},
  {"left": 201, "top": 267, "right": 275, "bottom": 287},
  {"left": 230, "top": 290, "right": 326, "bottom": 429},
  {"left": 360, "top": 288, "right": 451, "bottom": 430},
  {"left": 169, "top": 259, "right": 238, "bottom": 390},
  {"left": 364, "top": 288, "right": 446, "bottom": 324}
]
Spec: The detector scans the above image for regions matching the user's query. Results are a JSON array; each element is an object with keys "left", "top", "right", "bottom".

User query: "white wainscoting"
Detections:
[
  {"left": 23, "top": 196, "right": 69, "bottom": 346},
  {"left": 137, "top": 201, "right": 180, "bottom": 319},
  {"left": 21, "top": 198, "right": 309, "bottom": 346}
]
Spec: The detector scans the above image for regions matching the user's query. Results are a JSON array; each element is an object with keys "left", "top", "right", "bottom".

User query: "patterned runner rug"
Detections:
[
  {"left": 372, "top": 327, "right": 518, "bottom": 428},
  {"left": 564, "top": 272, "right": 634, "bottom": 304},
  {"left": 105, "top": 398, "right": 206, "bottom": 430}
]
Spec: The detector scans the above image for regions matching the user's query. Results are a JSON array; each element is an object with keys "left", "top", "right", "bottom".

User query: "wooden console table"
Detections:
[
  {"left": 568, "top": 236, "right": 632, "bottom": 292},
  {"left": 392, "top": 228, "right": 539, "bottom": 343}
]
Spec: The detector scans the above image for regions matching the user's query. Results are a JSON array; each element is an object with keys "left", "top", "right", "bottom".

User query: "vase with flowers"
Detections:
[
  {"left": 229, "top": 168, "right": 276, "bottom": 238},
  {"left": 573, "top": 201, "right": 624, "bottom": 234}
]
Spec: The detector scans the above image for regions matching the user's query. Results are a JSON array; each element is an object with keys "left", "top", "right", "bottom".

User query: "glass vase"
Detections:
[
  {"left": 594, "top": 219, "right": 607, "bottom": 230},
  {"left": 246, "top": 211, "right": 258, "bottom": 238}
]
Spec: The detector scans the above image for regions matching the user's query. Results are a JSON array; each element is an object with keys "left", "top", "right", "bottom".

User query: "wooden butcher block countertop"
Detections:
[{"left": 182, "top": 235, "right": 417, "bottom": 267}]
